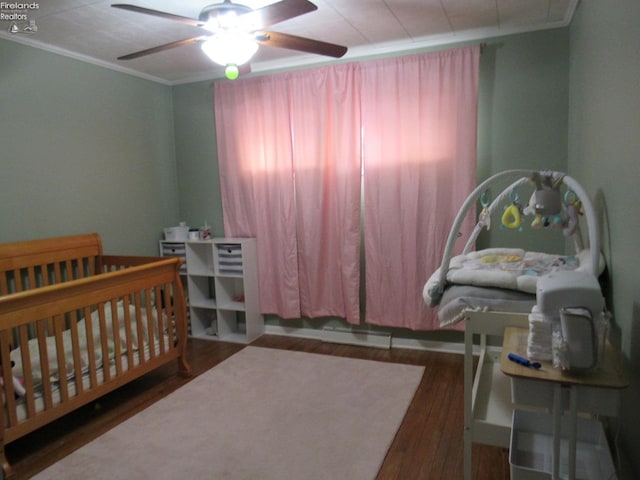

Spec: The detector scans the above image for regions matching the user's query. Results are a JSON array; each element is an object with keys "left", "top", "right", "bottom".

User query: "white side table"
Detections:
[{"left": 501, "top": 327, "right": 628, "bottom": 480}]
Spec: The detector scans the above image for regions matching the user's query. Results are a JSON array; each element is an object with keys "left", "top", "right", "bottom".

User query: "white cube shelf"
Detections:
[{"left": 185, "top": 238, "right": 263, "bottom": 343}]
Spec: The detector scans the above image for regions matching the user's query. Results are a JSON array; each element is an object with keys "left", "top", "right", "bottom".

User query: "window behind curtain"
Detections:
[{"left": 214, "top": 46, "right": 479, "bottom": 330}]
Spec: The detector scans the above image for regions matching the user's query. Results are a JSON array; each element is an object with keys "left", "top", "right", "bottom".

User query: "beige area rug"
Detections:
[{"left": 33, "top": 346, "right": 424, "bottom": 480}]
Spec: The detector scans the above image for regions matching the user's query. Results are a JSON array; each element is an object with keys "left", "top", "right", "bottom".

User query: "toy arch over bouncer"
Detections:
[{"left": 428, "top": 169, "right": 601, "bottom": 307}]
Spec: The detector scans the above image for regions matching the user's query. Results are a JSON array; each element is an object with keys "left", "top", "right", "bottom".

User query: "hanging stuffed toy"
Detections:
[
  {"left": 524, "top": 192, "right": 564, "bottom": 229},
  {"left": 524, "top": 171, "right": 564, "bottom": 229},
  {"left": 563, "top": 190, "right": 583, "bottom": 236},
  {"left": 478, "top": 191, "right": 491, "bottom": 231},
  {"left": 523, "top": 192, "right": 544, "bottom": 229}
]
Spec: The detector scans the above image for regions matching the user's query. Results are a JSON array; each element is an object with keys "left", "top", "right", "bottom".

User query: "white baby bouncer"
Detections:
[{"left": 424, "top": 168, "right": 600, "bottom": 311}]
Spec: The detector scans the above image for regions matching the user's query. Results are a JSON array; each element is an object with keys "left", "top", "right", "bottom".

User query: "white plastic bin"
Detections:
[
  {"left": 510, "top": 409, "right": 616, "bottom": 479},
  {"left": 164, "top": 226, "right": 189, "bottom": 241}
]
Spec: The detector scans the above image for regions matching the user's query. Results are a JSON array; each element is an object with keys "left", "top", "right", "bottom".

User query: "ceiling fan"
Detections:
[{"left": 112, "top": 0, "right": 348, "bottom": 79}]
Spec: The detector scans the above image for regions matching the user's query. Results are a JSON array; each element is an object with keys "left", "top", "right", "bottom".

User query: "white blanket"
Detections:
[{"left": 423, "top": 247, "right": 599, "bottom": 307}]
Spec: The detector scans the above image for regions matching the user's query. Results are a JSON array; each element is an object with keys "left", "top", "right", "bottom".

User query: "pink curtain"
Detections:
[
  {"left": 289, "top": 65, "right": 362, "bottom": 323},
  {"left": 215, "top": 75, "right": 300, "bottom": 318},
  {"left": 215, "top": 45, "right": 479, "bottom": 330},
  {"left": 214, "top": 64, "right": 362, "bottom": 323},
  {"left": 361, "top": 46, "right": 480, "bottom": 330}
]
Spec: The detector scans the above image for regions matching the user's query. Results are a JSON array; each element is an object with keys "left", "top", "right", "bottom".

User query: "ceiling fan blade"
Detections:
[
  {"left": 256, "top": 31, "right": 347, "bottom": 58},
  {"left": 118, "top": 35, "right": 209, "bottom": 60},
  {"left": 111, "top": 4, "right": 203, "bottom": 27},
  {"left": 241, "top": 0, "right": 317, "bottom": 30}
]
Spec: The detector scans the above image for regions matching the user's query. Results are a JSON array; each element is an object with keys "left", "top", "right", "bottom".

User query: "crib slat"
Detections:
[
  {"left": 97, "top": 303, "right": 111, "bottom": 384},
  {"left": 53, "top": 315, "right": 70, "bottom": 404},
  {"left": 144, "top": 288, "right": 157, "bottom": 359},
  {"left": 41, "top": 264, "right": 51, "bottom": 287},
  {"left": 52, "top": 262, "right": 62, "bottom": 284},
  {"left": 122, "top": 296, "right": 135, "bottom": 369},
  {"left": 164, "top": 283, "right": 176, "bottom": 349},
  {"left": 68, "top": 312, "right": 84, "bottom": 396},
  {"left": 25, "top": 266, "right": 36, "bottom": 291},
  {"left": 0, "top": 332, "right": 19, "bottom": 427},
  {"left": 17, "top": 324, "right": 37, "bottom": 420},
  {"left": 160, "top": 285, "right": 169, "bottom": 349},
  {"left": 154, "top": 285, "right": 167, "bottom": 355},
  {"left": 82, "top": 306, "right": 99, "bottom": 389},
  {"left": 110, "top": 299, "right": 124, "bottom": 376},
  {"left": 36, "top": 320, "right": 54, "bottom": 412},
  {"left": 133, "top": 293, "right": 146, "bottom": 363}
]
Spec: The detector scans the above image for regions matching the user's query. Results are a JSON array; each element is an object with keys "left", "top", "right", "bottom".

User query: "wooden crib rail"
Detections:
[
  {"left": 0, "top": 233, "right": 103, "bottom": 296},
  {"left": 0, "top": 258, "right": 186, "bottom": 336},
  {"left": 0, "top": 257, "right": 190, "bottom": 444},
  {"left": 101, "top": 255, "right": 172, "bottom": 271}
]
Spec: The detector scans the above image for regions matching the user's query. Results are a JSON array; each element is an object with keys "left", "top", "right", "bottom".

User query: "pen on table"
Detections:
[{"left": 508, "top": 352, "right": 542, "bottom": 369}]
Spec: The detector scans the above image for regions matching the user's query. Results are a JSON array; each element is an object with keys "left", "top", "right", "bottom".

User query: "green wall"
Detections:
[
  {"left": 0, "top": 39, "right": 179, "bottom": 254},
  {"left": 568, "top": 1, "right": 640, "bottom": 477},
  {"left": 172, "top": 81, "right": 224, "bottom": 237},
  {"left": 477, "top": 29, "right": 569, "bottom": 254}
]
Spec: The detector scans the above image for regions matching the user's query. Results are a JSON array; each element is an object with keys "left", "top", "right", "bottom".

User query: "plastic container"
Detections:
[
  {"left": 164, "top": 225, "right": 189, "bottom": 241},
  {"left": 510, "top": 409, "right": 616, "bottom": 479}
]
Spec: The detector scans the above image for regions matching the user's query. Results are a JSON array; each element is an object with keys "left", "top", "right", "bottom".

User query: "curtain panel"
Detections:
[
  {"left": 214, "top": 45, "right": 479, "bottom": 330},
  {"left": 215, "top": 64, "right": 362, "bottom": 323},
  {"left": 214, "top": 75, "right": 300, "bottom": 318},
  {"left": 361, "top": 47, "right": 480, "bottom": 330}
]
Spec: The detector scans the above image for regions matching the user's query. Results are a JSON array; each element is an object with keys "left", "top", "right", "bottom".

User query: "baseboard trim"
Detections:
[
  {"left": 264, "top": 324, "right": 323, "bottom": 341},
  {"left": 321, "top": 327, "right": 392, "bottom": 349},
  {"left": 263, "top": 324, "right": 467, "bottom": 354},
  {"left": 391, "top": 337, "right": 466, "bottom": 354}
]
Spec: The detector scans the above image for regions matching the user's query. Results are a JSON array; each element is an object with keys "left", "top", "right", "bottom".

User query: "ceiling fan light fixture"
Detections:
[
  {"left": 113, "top": 1, "right": 348, "bottom": 69},
  {"left": 201, "top": 32, "right": 258, "bottom": 66}
]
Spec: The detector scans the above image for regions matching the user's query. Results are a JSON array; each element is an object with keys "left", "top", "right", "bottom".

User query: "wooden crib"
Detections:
[{"left": 0, "top": 233, "right": 191, "bottom": 479}]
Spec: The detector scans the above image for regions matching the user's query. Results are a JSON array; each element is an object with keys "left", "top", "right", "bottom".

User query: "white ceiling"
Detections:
[{"left": 0, "top": 0, "right": 578, "bottom": 85}]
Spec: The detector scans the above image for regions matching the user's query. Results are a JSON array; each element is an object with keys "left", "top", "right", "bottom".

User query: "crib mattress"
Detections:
[
  {"left": 8, "top": 338, "right": 170, "bottom": 424},
  {"left": 7, "top": 301, "right": 172, "bottom": 424}
]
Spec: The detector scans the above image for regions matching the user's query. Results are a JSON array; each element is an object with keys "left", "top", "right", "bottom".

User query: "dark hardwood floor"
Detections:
[{"left": 7, "top": 335, "right": 510, "bottom": 479}]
